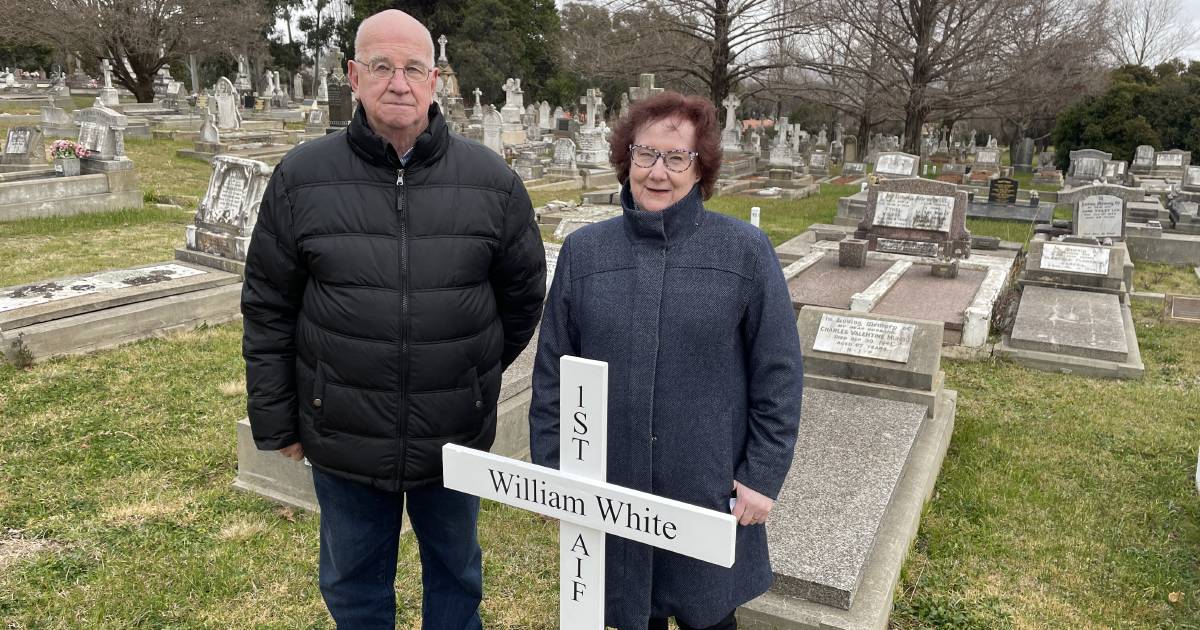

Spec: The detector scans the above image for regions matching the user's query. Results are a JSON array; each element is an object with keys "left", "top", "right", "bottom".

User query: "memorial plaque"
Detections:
[
  {"left": 215, "top": 171, "right": 248, "bottom": 219},
  {"left": 1076, "top": 194, "right": 1124, "bottom": 238},
  {"left": 812, "top": 313, "right": 916, "bottom": 363},
  {"left": 1041, "top": 243, "right": 1110, "bottom": 275},
  {"left": 78, "top": 122, "right": 103, "bottom": 152},
  {"left": 873, "top": 192, "right": 954, "bottom": 232},
  {"left": 810, "top": 152, "right": 828, "bottom": 168},
  {"left": 876, "top": 238, "right": 940, "bottom": 257},
  {"left": 1075, "top": 157, "right": 1103, "bottom": 179},
  {"left": 1156, "top": 153, "right": 1184, "bottom": 167},
  {"left": 5, "top": 128, "right": 30, "bottom": 154},
  {"left": 875, "top": 153, "right": 917, "bottom": 177},
  {"left": 987, "top": 177, "right": 1018, "bottom": 204}
]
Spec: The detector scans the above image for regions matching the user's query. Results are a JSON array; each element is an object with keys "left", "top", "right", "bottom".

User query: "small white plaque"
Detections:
[
  {"left": 1156, "top": 153, "right": 1184, "bottom": 167},
  {"left": 1076, "top": 194, "right": 1124, "bottom": 238},
  {"left": 873, "top": 192, "right": 955, "bottom": 232},
  {"left": 976, "top": 148, "right": 1000, "bottom": 165},
  {"left": 812, "top": 313, "right": 916, "bottom": 363},
  {"left": 1041, "top": 243, "right": 1110, "bottom": 275}
]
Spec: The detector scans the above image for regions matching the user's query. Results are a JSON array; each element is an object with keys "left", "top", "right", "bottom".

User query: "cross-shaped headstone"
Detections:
[
  {"left": 438, "top": 35, "right": 449, "bottom": 64},
  {"left": 580, "top": 89, "right": 603, "bottom": 131},
  {"left": 721, "top": 94, "right": 740, "bottom": 131},
  {"left": 330, "top": 49, "right": 345, "bottom": 80},
  {"left": 443, "top": 356, "right": 736, "bottom": 630}
]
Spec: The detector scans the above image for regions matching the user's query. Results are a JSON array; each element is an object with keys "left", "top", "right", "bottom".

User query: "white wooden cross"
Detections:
[{"left": 443, "top": 356, "right": 737, "bottom": 630}]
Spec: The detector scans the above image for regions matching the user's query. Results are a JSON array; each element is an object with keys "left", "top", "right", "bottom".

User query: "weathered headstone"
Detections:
[
  {"left": 974, "top": 147, "right": 1001, "bottom": 172},
  {"left": 199, "top": 113, "right": 220, "bottom": 144},
  {"left": 1066, "top": 149, "right": 1111, "bottom": 187},
  {"left": 213, "top": 77, "right": 241, "bottom": 131},
  {"left": 292, "top": 72, "right": 304, "bottom": 101},
  {"left": 1, "top": 127, "right": 45, "bottom": 166},
  {"left": 855, "top": 178, "right": 971, "bottom": 258},
  {"left": 183, "top": 156, "right": 272, "bottom": 263},
  {"left": 550, "top": 137, "right": 578, "bottom": 176},
  {"left": 1013, "top": 137, "right": 1035, "bottom": 173},
  {"left": 721, "top": 94, "right": 742, "bottom": 154},
  {"left": 808, "top": 151, "right": 829, "bottom": 175},
  {"left": 75, "top": 102, "right": 129, "bottom": 162},
  {"left": 482, "top": 106, "right": 503, "bottom": 156},
  {"left": 1183, "top": 165, "right": 1200, "bottom": 192},
  {"left": 1152, "top": 149, "right": 1191, "bottom": 179},
  {"left": 628, "top": 73, "right": 663, "bottom": 102},
  {"left": 1057, "top": 183, "right": 1143, "bottom": 241},
  {"left": 873, "top": 152, "right": 921, "bottom": 178},
  {"left": 1132, "top": 145, "right": 1155, "bottom": 174}
]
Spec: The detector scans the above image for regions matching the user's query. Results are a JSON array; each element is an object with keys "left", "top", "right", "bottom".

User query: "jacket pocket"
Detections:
[
  {"left": 407, "top": 366, "right": 485, "bottom": 439},
  {"left": 309, "top": 361, "right": 327, "bottom": 428}
]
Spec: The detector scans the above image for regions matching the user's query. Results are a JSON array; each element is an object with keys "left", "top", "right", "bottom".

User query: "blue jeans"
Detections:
[{"left": 312, "top": 467, "right": 484, "bottom": 630}]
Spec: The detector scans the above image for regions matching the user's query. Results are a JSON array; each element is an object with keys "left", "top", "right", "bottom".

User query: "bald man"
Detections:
[{"left": 241, "top": 9, "right": 546, "bottom": 628}]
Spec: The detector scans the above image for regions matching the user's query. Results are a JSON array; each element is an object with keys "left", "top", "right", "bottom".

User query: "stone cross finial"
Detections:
[
  {"left": 581, "top": 88, "right": 603, "bottom": 131},
  {"left": 438, "top": 35, "right": 448, "bottom": 64},
  {"left": 101, "top": 59, "right": 113, "bottom": 88}
]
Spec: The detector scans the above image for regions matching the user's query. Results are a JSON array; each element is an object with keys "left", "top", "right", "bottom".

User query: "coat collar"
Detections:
[
  {"left": 346, "top": 102, "right": 449, "bottom": 170},
  {"left": 620, "top": 182, "right": 706, "bottom": 246}
]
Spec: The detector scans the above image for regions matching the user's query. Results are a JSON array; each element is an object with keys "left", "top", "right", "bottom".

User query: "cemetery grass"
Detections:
[
  {"left": 0, "top": 322, "right": 560, "bottom": 628},
  {"left": 708, "top": 184, "right": 861, "bottom": 245},
  {"left": 0, "top": 208, "right": 194, "bottom": 288},
  {"left": 124, "top": 137, "right": 213, "bottom": 206},
  {"left": 893, "top": 301, "right": 1200, "bottom": 629},
  {"left": 1135, "top": 262, "right": 1200, "bottom": 295}
]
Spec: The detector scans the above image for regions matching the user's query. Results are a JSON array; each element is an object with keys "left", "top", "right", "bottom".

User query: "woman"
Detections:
[{"left": 528, "top": 91, "right": 803, "bottom": 630}]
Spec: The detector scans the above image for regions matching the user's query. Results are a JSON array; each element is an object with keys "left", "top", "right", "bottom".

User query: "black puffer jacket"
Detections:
[{"left": 242, "top": 104, "right": 546, "bottom": 491}]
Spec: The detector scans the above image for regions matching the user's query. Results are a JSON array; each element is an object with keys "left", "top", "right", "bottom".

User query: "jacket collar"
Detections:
[
  {"left": 620, "top": 182, "right": 706, "bottom": 246},
  {"left": 346, "top": 102, "right": 449, "bottom": 170}
]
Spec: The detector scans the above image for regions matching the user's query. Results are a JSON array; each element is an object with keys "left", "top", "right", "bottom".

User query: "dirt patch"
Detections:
[{"left": 0, "top": 530, "right": 59, "bottom": 571}]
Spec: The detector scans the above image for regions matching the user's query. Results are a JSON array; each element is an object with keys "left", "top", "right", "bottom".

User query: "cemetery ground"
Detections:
[{"left": 1, "top": 141, "right": 1199, "bottom": 628}]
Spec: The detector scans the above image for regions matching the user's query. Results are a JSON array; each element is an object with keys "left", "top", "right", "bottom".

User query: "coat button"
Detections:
[
  {"left": 475, "top": 400, "right": 482, "bottom": 409},
  {"left": 312, "top": 398, "right": 322, "bottom": 408}
]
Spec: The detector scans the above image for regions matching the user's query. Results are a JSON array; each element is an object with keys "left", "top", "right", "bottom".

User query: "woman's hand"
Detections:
[{"left": 731, "top": 480, "right": 774, "bottom": 526}]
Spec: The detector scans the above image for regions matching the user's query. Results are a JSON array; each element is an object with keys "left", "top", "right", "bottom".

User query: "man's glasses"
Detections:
[
  {"left": 629, "top": 144, "right": 698, "bottom": 173},
  {"left": 352, "top": 59, "right": 431, "bottom": 83}
]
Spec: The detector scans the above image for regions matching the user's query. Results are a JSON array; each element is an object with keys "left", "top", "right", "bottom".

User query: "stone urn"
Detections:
[{"left": 54, "top": 156, "right": 80, "bottom": 177}]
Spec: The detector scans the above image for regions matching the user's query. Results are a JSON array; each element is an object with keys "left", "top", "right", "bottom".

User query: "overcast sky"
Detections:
[{"left": 1181, "top": 0, "right": 1200, "bottom": 60}]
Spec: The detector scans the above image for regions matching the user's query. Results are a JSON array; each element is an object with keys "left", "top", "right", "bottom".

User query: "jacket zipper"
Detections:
[{"left": 396, "top": 167, "right": 409, "bottom": 487}]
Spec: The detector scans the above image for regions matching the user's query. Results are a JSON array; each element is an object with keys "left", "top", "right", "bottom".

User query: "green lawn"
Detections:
[{"left": 2, "top": 136, "right": 1199, "bottom": 628}]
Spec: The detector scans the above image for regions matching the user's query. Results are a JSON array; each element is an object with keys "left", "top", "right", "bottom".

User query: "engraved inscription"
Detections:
[
  {"left": 5, "top": 129, "right": 30, "bottom": 154},
  {"left": 214, "top": 171, "right": 247, "bottom": 222},
  {"left": 1156, "top": 153, "right": 1184, "bottom": 167},
  {"left": 1076, "top": 194, "right": 1124, "bottom": 238},
  {"left": 1041, "top": 243, "right": 1110, "bottom": 275},
  {"left": 873, "top": 192, "right": 955, "bottom": 232},
  {"left": 876, "top": 238, "right": 940, "bottom": 257},
  {"left": 812, "top": 313, "right": 916, "bottom": 364}
]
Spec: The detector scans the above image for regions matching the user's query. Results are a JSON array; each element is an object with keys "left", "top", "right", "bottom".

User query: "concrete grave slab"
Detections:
[
  {"left": 872, "top": 265, "right": 987, "bottom": 333},
  {"left": 741, "top": 388, "right": 957, "bottom": 630},
  {"left": 787, "top": 255, "right": 893, "bottom": 310}
]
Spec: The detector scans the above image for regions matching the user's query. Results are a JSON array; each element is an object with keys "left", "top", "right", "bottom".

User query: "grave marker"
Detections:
[
  {"left": 872, "top": 152, "right": 920, "bottom": 178},
  {"left": 987, "top": 177, "right": 1018, "bottom": 204},
  {"left": 1040, "top": 242, "right": 1110, "bottom": 276},
  {"left": 812, "top": 313, "right": 916, "bottom": 363},
  {"left": 443, "top": 356, "right": 736, "bottom": 630}
]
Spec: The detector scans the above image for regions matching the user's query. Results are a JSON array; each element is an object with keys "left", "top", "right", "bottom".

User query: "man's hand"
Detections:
[
  {"left": 278, "top": 442, "right": 305, "bottom": 462},
  {"left": 731, "top": 480, "right": 774, "bottom": 526}
]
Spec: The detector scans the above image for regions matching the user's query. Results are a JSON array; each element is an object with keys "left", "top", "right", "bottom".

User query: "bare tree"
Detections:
[
  {"left": 564, "top": 0, "right": 820, "bottom": 105},
  {"left": 1107, "top": 0, "right": 1198, "bottom": 67},
  {"left": 804, "top": 0, "right": 1045, "bottom": 154},
  {"left": 2, "top": 0, "right": 268, "bottom": 102}
]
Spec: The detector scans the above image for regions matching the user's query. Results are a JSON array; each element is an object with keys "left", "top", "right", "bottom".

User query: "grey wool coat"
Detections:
[{"left": 529, "top": 183, "right": 804, "bottom": 629}]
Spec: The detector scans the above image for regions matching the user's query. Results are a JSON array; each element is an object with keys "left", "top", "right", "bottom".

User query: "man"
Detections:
[{"left": 241, "top": 9, "right": 546, "bottom": 628}]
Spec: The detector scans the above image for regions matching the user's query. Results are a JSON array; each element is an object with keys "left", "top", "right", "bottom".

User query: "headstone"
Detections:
[
  {"left": 514, "top": 150, "right": 543, "bottom": 180},
  {"left": 500, "top": 78, "right": 528, "bottom": 145},
  {"left": 1152, "top": 149, "right": 1191, "bottom": 179},
  {"left": 472, "top": 88, "right": 484, "bottom": 121},
  {"left": 1066, "top": 149, "right": 1112, "bottom": 186},
  {"left": 974, "top": 147, "right": 1001, "bottom": 172},
  {"left": 234, "top": 55, "right": 252, "bottom": 92},
  {"left": 1, "top": 127, "right": 45, "bottom": 166},
  {"left": 483, "top": 106, "right": 503, "bottom": 155},
  {"left": 199, "top": 113, "right": 220, "bottom": 144},
  {"left": 1057, "top": 183, "right": 1143, "bottom": 241},
  {"left": 873, "top": 152, "right": 921, "bottom": 178},
  {"left": 628, "top": 73, "right": 663, "bottom": 102},
  {"left": 721, "top": 94, "right": 742, "bottom": 154},
  {"left": 1013, "top": 137, "right": 1035, "bottom": 173},
  {"left": 769, "top": 116, "right": 793, "bottom": 167},
  {"left": 808, "top": 151, "right": 829, "bottom": 175},
  {"left": 550, "top": 138, "right": 578, "bottom": 176},
  {"left": 184, "top": 156, "right": 272, "bottom": 262},
  {"left": 1183, "top": 165, "right": 1200, "bottom": 192},
  {"left": 98, "top": 59, "right": 119, "bottom": 107},
  {"left": 213, "top": 77, "right": 241, "bottom": 130},
  {"left": 327, "top": 74, "right": 354, "bottom": 129},
  {"left": 577, "top": 89, "right": 610, "bottom": 168},
  {"left": 842, "top": 162, "right": 866, "bottom": 177},
  {"left": 987, "top": 177, "right": 1018, "bottom": 205},
  {"left": 316, "top": 68, "right": 329, "bottom": 103},
  {"left": 843, "top": 135, "right": 858, "bottom": 164},
  {"left": 74, "top": 102, "right": 129, "bottom": 162},
  {"left": 540, "top": 101, "right": 552, "bottom": 130},
  {"left": 293, "top": 72, "right": 304, "bottom": 101},
  {"left": 1131, "top": 145, "right": 1155, "bottom": 173},
  {"left": 855, "top": 178, "right": 971, "bottom": 258}
]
